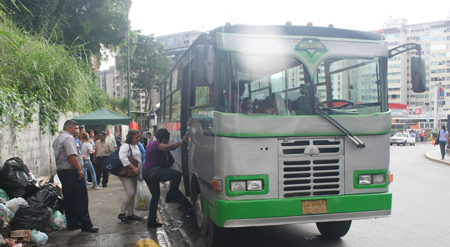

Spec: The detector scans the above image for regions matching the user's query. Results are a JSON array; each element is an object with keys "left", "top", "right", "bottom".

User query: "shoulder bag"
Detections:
[
  {"left": 118, "top": 144, "right": 140, "bottom": 177},
  {"left": 161, "top": 151, "right": 175, "bottom": 168}
]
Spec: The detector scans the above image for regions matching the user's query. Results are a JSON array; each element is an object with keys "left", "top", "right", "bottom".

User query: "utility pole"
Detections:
[{"left": 127, "top": 10, "right": 131, "bottom": 117}]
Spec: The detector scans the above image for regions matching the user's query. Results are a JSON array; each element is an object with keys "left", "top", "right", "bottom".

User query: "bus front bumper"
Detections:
[{"left": 205, "top": 192, "right": 392, "bottom": 228}]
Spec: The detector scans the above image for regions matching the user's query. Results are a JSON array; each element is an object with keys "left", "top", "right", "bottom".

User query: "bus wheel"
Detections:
[
  {"left": 205, "top": 217, "right": 229, "bottom": 247},
  {"left": 194, "top": 193, "right": 229, "bottom": 246},
  {"left": 195, "top": 193, "right": 208, "bottom": 235},
  {"left": 316, "top": 220, "right": 352, "bottom": 239}
]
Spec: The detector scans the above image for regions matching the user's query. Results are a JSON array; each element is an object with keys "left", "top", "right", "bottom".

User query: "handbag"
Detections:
[
  {"left": 118, "top": 144, "right": 140, "bottom": 177},
  {"left": 161, "top": 151, "right": 175, "bottom": 168}
]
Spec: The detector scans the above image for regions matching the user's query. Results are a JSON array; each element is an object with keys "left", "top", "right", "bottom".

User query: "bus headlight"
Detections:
[
  {"left": 372, "top": 174, "right": 386, "bottom": 184},
  {"left": 358, "top": 175, "right": 372, "bottom": 185},
  {"left": 358, "top": 174, "right": 385, "bottom": 185},
  {"left": 230, "top": 181, "right": 246, "bottom": 191},
  {"left": 230, "top": 180, "right": 264, "bottom": 191},
  {"left": 247, "top": 180, "right": 263, "bottom": 191}
]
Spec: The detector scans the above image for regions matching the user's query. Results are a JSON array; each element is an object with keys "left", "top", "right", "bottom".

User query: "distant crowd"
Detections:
[{"left": 390, "top": 129, "right": 432, "bottom": 143}]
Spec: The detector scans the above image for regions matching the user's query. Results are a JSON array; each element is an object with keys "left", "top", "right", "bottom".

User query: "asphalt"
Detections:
[{"left": 41, "top": 145, "right": 447, "bottom": 247}]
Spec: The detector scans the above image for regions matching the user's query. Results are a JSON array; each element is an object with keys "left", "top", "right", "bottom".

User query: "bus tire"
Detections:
[
  {"left": 316, "top": 220, "right": 352, "bottom": 239},
  {"left": 195, "top": 193, "right": 208, "bottom": 235},
  {"left": 205, "top": 217, "right": 228, "bottom": 247}
]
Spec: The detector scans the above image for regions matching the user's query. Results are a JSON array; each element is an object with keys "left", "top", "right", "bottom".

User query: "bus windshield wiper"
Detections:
[{"left": 316, "top": 109, "right": 366, "bottom": 148}]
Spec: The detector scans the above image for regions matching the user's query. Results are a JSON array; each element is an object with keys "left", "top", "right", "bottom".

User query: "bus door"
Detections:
[{"left": 187, "top": 68, "right": 216, "bottom": 202}]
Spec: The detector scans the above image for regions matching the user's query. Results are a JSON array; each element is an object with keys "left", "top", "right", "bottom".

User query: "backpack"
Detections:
[{"left": 102, "top": 149, "right": 123, "bottom": 175}]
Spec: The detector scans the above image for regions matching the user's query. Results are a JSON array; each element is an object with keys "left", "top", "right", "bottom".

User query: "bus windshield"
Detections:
[{"left": 220, "top": 53, "right": 382, "bottom": 116}]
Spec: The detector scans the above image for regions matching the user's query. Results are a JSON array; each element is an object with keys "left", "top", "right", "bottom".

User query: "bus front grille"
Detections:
[{"left": 278, "top": 138, "right": 345, "bottom": 198}]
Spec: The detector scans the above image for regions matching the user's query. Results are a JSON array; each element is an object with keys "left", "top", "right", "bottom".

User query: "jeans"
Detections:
[
  {"left": 83, "top": 160, "right": 98, "bottom": 188},
  {"left": 57, "top": 169, "right": 94, "bottom": 230},
  {"left": 439, "top": 140, "right": 447, "bottom": 159},
  {"left": 143, "top": 167, "right": 182, "bottom": 224}
]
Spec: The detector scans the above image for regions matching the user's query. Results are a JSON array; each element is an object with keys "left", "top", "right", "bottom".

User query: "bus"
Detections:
[{"left": 156, "top": 24, "right": 425, "bottom": 246}]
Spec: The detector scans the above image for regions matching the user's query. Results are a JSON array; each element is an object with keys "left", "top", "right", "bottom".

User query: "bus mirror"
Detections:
[
  {"left": 411, "top": 56, "right": 426, "bottom": 93},
  {"left": 193, "top": 45, "right": 214, "bottom": 86}
]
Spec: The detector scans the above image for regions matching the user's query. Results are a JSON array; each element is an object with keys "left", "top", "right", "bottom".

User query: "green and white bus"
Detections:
[{"left": 156, "top": 24, "right": 425, "bottom": 246}]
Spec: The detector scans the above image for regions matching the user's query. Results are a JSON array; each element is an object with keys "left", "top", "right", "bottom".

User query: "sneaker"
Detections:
[
  {"left": 94, "top": 186, "right": 102, "bottom": 190},
  {"left": 126, "top": 214, "right": 142, "bottom": 221},
  {"left": 81, "top": 227, "right": 99, "bottom": 233},
  {"left": 102, "top": 184, "right": 107, "bottom": 188},
  {"left": 86, "top": 182, "right": 93, "bottom": 185},
  {"left": 118, "top": 214, "right": 128, "bottom": 223}
]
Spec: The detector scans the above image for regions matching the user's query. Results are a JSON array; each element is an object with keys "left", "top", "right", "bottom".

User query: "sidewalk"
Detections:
[
  {"left": 45, "top": 175, "right": 182, "bottom": 247},
  {"left": 424, "top": 147, "right": 450, "bottom": 166}
]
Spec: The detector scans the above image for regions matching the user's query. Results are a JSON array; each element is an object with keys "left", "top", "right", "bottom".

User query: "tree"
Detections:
[
  {"left": 0, "top": 0, "right": 130, "bottom": 61},
  {"left": 116, "top": 33, "right": 170, "bottom": 112}
]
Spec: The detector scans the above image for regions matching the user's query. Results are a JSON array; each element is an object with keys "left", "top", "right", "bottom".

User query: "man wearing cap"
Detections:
[
  {"left": 93, "top": 131, "right": 114, "bottom": 187},
  {"left": 53, "top": 120, "right": 98, "bottom": 233}
]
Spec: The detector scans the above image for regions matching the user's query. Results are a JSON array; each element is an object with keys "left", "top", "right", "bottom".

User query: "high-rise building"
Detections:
[
  {"left": 383, "top": 17, "right": 450, "bottom": 114},
  {"left": 156, "top": 30, "right": 202, "bottom": 67}
]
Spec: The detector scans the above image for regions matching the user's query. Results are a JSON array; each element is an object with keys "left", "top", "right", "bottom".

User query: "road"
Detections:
[{"left": 166, "top": 143, "right": 450, "bottom": 247}]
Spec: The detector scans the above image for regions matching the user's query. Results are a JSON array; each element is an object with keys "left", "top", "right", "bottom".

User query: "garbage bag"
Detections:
[
  {"left": 134, "top": 181, "right": 151, "bottom": 211},
  {"left": 0, "top": 158, "right": 40, "bottom": 199},
  {"left": 0, "top": 189, "right": 8, "bottom": 201},
  {"left": 9, "top": 203, "right": 49, "bottom": 231},
  {"left": 5, "top": 198, "right": 28, "bottom": 214},
  {"left": 0, "top": 218, "right": 12, "bottom": 239},
  {"left": 51, "top": 211, "right": 66, "bottom": 230},
  {"left": 31, "top": 229, "right": 48, "bottom": 245},
  {"left": 135, "top": 239, "right": 159, "bottom": 247},
  {"left": 0, "top": 204, "right": 13, "bottom": 223},
  {"left": 26, "top": 184, "right": 63, "bottom": 211}
]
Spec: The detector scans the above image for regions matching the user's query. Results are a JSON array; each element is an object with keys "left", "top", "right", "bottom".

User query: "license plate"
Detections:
[{"left": 302, "top": 200, "right": 327, "bottom": 214}]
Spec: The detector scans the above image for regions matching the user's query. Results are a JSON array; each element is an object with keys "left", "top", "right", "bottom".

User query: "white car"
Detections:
[{"left": 390, "top": 133, "right": 416, "bottom": 146}]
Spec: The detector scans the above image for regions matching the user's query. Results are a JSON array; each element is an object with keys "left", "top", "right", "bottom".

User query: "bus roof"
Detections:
[{"left": 211, "top": 25, "right": 385, "bottom": 41}]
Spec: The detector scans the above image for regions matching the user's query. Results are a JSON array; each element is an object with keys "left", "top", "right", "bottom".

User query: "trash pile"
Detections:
[{"left": 0, "top": 157, "right": 65, "bottom": 246}]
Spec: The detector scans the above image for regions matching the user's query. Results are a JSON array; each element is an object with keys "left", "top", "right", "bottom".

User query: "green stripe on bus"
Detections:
[
  {"left": 213, "top": 131, "right": 391, "bottom": 137},
  {"left": 204, "top": 193, "right": 392, "bottom": 227}
]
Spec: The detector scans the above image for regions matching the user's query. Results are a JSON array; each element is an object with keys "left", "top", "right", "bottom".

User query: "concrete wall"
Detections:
[{"left": 0, "top": 111, "right": 77, "bottom": 176}]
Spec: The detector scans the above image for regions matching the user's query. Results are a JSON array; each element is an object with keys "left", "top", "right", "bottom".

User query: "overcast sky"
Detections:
[
  {"left": 130, "top": 0, "right": 449, "bottom": 36},
  {"left": 101, "top": 0, "right": 449, "bottom": 69}
]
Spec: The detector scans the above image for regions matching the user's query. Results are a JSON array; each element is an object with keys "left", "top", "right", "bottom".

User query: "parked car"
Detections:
[{"left": 390, "top": 133, "right": 416, "bottom": 146}]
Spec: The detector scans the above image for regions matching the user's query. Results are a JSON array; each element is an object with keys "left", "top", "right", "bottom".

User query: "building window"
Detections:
[
  {"left": 166, "top": 38, "right": 174, "bottom": 47},
  {"left": 175, "top": 36, "right": 182, "bottom": 45}
]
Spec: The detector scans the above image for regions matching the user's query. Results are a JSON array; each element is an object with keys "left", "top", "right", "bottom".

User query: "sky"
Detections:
[{"left": 101, "top": 0, "right": 449, "bottom": 69}]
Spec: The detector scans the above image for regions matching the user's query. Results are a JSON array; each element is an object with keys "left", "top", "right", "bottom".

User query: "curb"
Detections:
[{"left": 424, "top": 150, "right": 450, "bottom": 166}]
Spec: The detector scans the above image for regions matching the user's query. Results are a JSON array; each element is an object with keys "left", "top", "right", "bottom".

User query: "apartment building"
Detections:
[
  {"left": 95, "top": 66, "right": 147, "bottom": 112},
  {"left": 156, "top": 30, "right": 202, "bottom": 67},
  {"left": 383, "top": 16, "right": 450, "bottom": 113}
]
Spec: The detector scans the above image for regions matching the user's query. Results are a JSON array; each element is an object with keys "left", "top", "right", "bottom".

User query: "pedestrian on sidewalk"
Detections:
[
  {"left": 81, "top": 133, "right": 101, "bottom": 190},
  {"left": 93, "top": 131, "right": 114, "bottom": 187},
  {"left": 117, "top": 129, "right": 143, "bottom": 223},
  {"left": 52, "top": 120, "right": 98, "bottom": 233},
  {"left": 142, "top": 129, "right": 188, "bottom": 228},
  {"left": 435, "top": 125, "right": 449, "bottom": 159}
]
